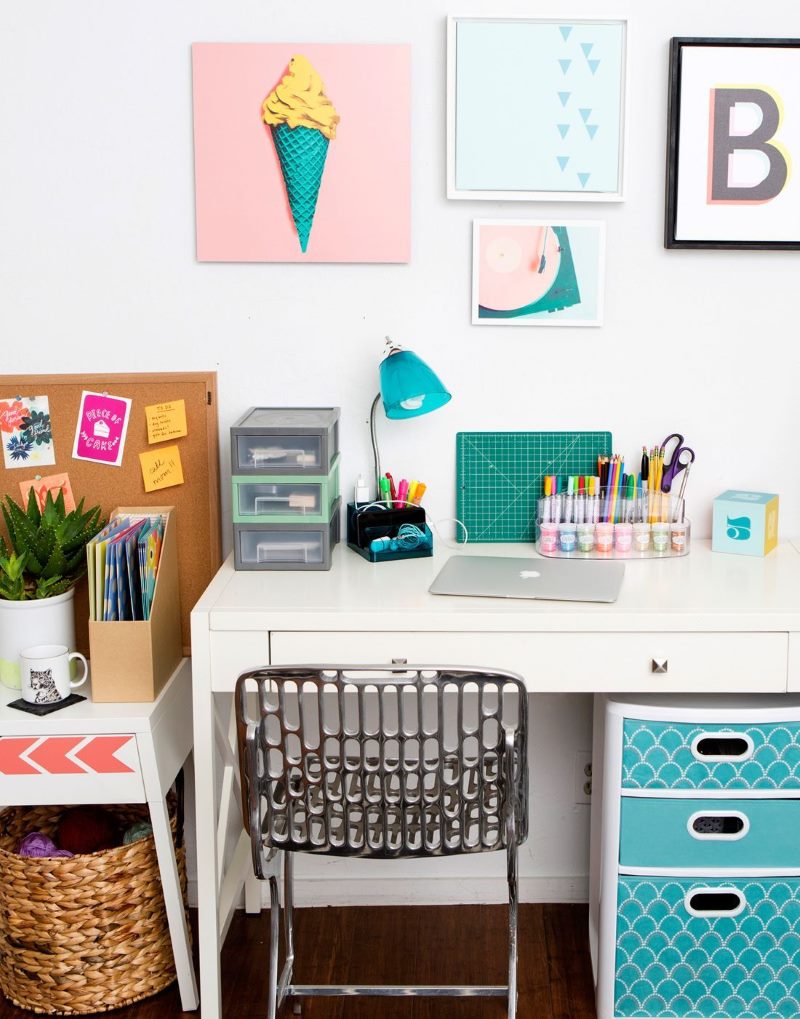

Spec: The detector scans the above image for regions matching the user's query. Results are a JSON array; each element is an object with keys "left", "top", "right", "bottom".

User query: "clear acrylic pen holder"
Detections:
[{"left": 535, "top": 489, "right": 690, "bottom": 559}]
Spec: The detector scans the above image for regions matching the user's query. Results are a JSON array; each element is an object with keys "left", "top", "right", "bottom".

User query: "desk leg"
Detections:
[
  {"left": 192, "top": 646, "right": 223, "bottom": 1019},
  {"left": 148, "top": 790, "right": 200, "bottom": 1010}
]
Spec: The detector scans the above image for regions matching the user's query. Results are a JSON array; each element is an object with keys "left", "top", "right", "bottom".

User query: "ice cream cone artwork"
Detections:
[{"left": 263, "top": 55, "right": 340, "bottom": 253}]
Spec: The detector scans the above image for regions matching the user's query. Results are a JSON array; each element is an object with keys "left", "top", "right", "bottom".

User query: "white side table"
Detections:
[{"left": 0, "top": 658, "right": 199, "bottom": 1012}]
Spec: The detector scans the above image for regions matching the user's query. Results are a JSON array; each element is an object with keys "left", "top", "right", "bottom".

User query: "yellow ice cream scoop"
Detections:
[{"left": 262, "top": 54, "right": 340, "bottom": 140}]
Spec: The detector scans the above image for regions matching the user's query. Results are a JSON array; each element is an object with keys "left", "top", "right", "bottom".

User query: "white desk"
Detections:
[
  {"left": 0, "top": 658, "right": 199, "bottom": 1011},
  {"left": 190, "top": 539, "right": 800, "bottom": 1018}
]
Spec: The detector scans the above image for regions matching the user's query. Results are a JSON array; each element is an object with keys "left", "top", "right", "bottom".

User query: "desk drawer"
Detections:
[
  {"left": 615, "top": 875, "right": 800, "bottom": 1018},
  {"left": 622, "top": 717, "right": 800, "bottom": 790},
  {"left": 270, "top": 631, "right": 787, "bottom": 694},
  {"left": 620, "top": 797, "right": 800, "bottom": 870},
  {"left": 0, "top": 734, "right": 144, "bottom": 804}
]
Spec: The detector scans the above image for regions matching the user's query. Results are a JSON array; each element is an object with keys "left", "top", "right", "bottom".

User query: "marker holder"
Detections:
[
  {"left": 535, "top": 489, "right": 690, "bottom": 559},
  {"left": 346, "top": 502, "right": 432, "bottom": 563}
]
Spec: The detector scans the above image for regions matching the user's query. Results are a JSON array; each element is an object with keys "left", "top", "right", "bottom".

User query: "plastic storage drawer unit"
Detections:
[
  {"left": 233, "top": 497, "right": 341, "bottom": 571},
  {"left": 596, "top": 694, "right": 800, "bottom": 1019},
  {"left": 231, "top": 407, "right": 339, "bottom": 476},
  {"left": 231, "top": 454, "right": 340, "bottom": 525}
]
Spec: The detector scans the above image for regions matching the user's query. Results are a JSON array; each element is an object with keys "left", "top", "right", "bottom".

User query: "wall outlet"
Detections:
[{"left": 574, "top": 752, "right": 592, "bottom": 804}]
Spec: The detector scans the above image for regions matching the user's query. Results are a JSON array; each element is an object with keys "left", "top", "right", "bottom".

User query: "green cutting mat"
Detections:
[{"left": 456, "top": 431, "right": 612, "bottom": 543}]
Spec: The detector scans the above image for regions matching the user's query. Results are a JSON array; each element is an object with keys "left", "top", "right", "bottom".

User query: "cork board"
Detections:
[{"left": 0, "top": 372, "right": 221, "bottom": 655}]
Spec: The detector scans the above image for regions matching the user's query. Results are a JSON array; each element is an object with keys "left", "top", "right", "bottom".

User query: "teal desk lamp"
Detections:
[{"left": 370, "top": 337, "right": 451, "bottom": 497}]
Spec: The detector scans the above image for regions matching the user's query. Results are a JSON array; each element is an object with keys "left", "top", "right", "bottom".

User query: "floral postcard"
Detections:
[
  {"left": 0, "top": 395, "right": 56, "bottom": 469},
  {"left": 19, "top": 473, "right": 77, "bottom": 514},
  {"left": 72, "top": 390, "right": 132, "bottom": 467}
]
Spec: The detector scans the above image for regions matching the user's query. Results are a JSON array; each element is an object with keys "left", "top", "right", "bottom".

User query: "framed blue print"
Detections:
[{"left": 447, "top": 17, "right": 628, "bottom": 201}]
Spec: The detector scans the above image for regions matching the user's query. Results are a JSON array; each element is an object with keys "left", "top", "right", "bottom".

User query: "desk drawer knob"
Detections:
[{"left": 651, "top": 658, "right": 668, "bottom": 674}]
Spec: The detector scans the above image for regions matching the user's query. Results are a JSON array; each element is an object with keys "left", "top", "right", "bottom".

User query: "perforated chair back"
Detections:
[
  {"left": 236, "top": 665, "right": 528, "bottom": 867},
  {"left": 234, "top": 664, "right": 529, "bottom": 1018}
]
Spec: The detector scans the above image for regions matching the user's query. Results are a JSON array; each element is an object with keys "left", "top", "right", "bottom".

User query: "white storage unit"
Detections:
[{"left": 596, "top": 694, "right": 800, "bottom": 1019}]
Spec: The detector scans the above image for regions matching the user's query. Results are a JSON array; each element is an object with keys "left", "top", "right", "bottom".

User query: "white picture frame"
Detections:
[
  {"left": 447, "top": 16, "right": 628, "bottom": 201},
  {"left": 471, "top": 219, "right": 606, "bottom": 327}
]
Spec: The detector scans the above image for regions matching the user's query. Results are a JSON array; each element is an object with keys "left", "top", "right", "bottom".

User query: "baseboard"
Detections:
[{"left": 187, "top": 874, "right": 589, "bottom": 909}]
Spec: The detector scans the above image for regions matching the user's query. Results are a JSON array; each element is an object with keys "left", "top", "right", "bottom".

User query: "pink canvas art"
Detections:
[{"left": 192, "top": 43, "right": 411, "bottom": 263}]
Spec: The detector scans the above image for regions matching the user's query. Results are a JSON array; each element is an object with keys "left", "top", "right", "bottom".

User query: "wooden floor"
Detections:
[{"left": 0, "top": 904, "right": 597, "bottom": 1019}]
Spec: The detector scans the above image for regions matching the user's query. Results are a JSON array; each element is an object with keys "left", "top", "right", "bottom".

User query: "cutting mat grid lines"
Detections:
[{"left": 456, "top": 431, "right": 612, "bottom": 543}]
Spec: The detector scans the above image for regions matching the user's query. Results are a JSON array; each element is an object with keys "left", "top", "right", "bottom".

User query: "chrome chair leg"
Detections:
[
  {"left": 507, "top": 831, "right": 519, "bottom": 1019},
  {"left": 267, "top": 874, "right": 281, "bottom": 1019},
  {"left": 283, "top": 852, "right": 297, "bottom": 1014}
]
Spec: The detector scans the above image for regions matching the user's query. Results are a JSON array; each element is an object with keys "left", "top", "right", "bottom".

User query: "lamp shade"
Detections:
[{"left": 379, "top": 349, "right": 451, "bottom": 420}]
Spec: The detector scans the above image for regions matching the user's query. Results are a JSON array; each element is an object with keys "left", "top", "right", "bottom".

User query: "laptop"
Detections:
[{"left": 429, "top": 555, "right": 625, "bottom": 604}]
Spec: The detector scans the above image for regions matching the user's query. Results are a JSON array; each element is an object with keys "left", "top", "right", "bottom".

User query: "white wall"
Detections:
[{"left": 3, "top": 0, "right": 798, "bottom": 905}]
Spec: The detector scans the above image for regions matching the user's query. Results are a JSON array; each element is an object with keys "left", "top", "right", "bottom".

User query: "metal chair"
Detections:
[{"left": 235, "top": 664, "right": 529, "bottom": 1018}]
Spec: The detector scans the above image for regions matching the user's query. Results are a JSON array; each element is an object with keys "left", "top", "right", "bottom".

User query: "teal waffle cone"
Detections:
[{"left": 271, "top": 123, "right": 330, "bottom": 253}]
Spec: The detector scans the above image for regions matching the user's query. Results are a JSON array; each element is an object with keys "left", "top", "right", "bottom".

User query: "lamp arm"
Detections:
[{"left": 369, "top": 392, "right": 382, "bottom": 497}]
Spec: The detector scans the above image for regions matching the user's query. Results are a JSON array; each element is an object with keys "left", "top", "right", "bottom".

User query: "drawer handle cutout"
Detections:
[
  {"left": 685, "top": 888, "right": 745, "bottom": 917},
  {"left": 688, "top": 810, "right": 748, "bottom": 840},
  {"left": 691, "top": 732, "right": 754, "bottom": 761}
]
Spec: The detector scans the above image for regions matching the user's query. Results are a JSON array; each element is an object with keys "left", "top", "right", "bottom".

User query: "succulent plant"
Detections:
[{"left": 0, "top": 489, "right": 104, "bottom": 600}]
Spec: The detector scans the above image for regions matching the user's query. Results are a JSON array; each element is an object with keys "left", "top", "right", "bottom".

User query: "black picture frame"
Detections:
[{"left": 665, "top": 37, "right": 800, "bottom": 250}]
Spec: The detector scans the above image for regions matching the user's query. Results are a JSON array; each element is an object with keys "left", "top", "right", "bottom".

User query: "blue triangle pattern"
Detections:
[
  {"left": 557, "top": 124, "right": 570, "bottom": 138},
  {"left": 586, "top": 124, "right": 598, "bottom": 140},
  {"left": 577, "top": 172, "right": 590, "bottom": 188},
  {"left": 588, "top": 59, "right": 600, "bottom": 75},
  {"left": 579, "top": 108, "right": 591, "bottom": 122},
  {"left": 581, "top": 43, "right": 594, "bottom": 56},
  {"left": 558, "top": 59, "right": 571, "bottom": 74},
  {"left": 559, "top": 26, "right": 573, "bottom": 41},
  {"left": 557, "top": 156, "right": 569, "bottom": 171},
  {"left": 558, "top": 92, "right": 571, "bottom": 107}
]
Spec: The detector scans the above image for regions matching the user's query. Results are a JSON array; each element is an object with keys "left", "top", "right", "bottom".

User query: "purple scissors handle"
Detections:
[{"left": 660, "top": 433, "right": 695, "bottom": 493}]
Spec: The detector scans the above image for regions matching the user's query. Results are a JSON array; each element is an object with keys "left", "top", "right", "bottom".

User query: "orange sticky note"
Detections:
[
  {"left": 18, "top": 473, "right": 76, "bottom": 513},
  {"left": 139, "top": 445, "right": 185, "bottom": 493},
  {"left": 144, "top": 400, "right": 187, "bottom": 444}
]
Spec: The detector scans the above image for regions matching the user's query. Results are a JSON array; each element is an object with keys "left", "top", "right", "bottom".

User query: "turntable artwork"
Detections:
[{"left": 472, "top": 220, "right": 606, "bottom": 327}]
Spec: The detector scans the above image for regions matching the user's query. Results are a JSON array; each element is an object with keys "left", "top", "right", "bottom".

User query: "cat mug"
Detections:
[{"left": 19, "top": 645, "right": 88, "bottom": 705}]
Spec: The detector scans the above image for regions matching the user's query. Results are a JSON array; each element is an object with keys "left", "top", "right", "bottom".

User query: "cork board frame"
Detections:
[{"left": 0, "top": 372, "right": 221, "bottom": 655}]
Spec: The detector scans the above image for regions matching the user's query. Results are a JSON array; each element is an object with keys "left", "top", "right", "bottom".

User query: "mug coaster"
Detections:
[{"left": 8, "top": 694, "right": 87, "bottom": 716}]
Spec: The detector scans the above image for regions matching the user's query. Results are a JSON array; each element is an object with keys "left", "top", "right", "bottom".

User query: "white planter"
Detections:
[{"left": 0, "top": 588, "right": 77, "bottom": 690}]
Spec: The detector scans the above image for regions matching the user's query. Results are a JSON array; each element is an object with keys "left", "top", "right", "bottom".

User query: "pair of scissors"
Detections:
[{"left": 660, "top": 433, "right": 696, "bottom": 493}]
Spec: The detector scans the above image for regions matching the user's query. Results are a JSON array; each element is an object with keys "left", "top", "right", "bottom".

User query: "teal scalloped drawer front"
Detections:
[
  {"left": 620, "top": 798, "right": 800, "bottom": 870},
  {"left": 622, "top": 718, "right": 800, "bottom": 790},
  {"left": 616, "top": 876, "right": 800, "bottom": 1018}
]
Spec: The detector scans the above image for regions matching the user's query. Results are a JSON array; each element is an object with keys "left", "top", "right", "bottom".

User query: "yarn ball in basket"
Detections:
[
  {"left": 57, "top": 806, "right": 120, "bottom": 853},
  {"left": 18, "top": 831, "right": 74, "bottom": 858},
  {"left": 123, "top": 820, "right": 153, "bottom": 845}
]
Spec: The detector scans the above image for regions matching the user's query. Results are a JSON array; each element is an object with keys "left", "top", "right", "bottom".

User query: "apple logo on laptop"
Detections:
[{"left": 519, "top": 570, "right": 541, "bottom": 579}]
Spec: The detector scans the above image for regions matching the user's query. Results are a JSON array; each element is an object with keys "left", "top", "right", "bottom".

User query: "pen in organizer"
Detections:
[
  {"left": 564, "top": 476, "right": 574, "bottom": 524},
  {"left": 410, "top": 482, "right": 426, "bottom": 505},
  {"left": 396, "top": 478, "right": 409, "bottom": 509},
  {"left": 541, "top": 476, "right": 552, "bottom": 523},
  {"left": 379, "top": 475, "right": 391, "bottom": 504},
  {"left": 385, "top": 472, "right": 397, "bottom": 505},
  {"left": 408, "top": 480, "right": 418, "bottom": 504},
  {"left": 675, "top": 462, "right": 690, "bottom": 522},
  {"left": 576, "top": 476, "right": 586, "bottom": 524}
]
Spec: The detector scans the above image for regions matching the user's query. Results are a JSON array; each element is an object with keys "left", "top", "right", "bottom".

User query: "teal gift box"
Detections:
[{"left": 712, "top": 490, "right": 779, "bottom": 557}]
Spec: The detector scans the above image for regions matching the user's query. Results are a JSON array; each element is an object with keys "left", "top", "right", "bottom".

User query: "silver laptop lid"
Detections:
[{"left": 429, "top": 555, "right": 625, "bottom": 604}]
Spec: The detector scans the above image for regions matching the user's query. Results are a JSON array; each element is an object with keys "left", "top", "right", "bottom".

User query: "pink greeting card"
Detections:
[{"left": 72, "top": 391, "right": 132, "bottom": 467}]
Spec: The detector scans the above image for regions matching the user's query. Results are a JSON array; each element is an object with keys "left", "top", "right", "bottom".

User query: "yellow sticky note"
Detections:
[
  {"left": 145, "top": 400, "right": 187, "bottom": 444},
  {"left": 139, "top": 445, "right": 185, "bottom": 493}
]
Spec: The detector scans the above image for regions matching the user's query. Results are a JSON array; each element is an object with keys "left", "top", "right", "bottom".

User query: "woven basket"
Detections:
[{"left": 0, "top": 802, "right": 188, "bottom": 1014}]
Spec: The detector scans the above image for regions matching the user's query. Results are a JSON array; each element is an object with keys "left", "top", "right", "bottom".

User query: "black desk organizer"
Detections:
[{"left": 346, "top": 503, "right": 433, "bottom": 563}]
